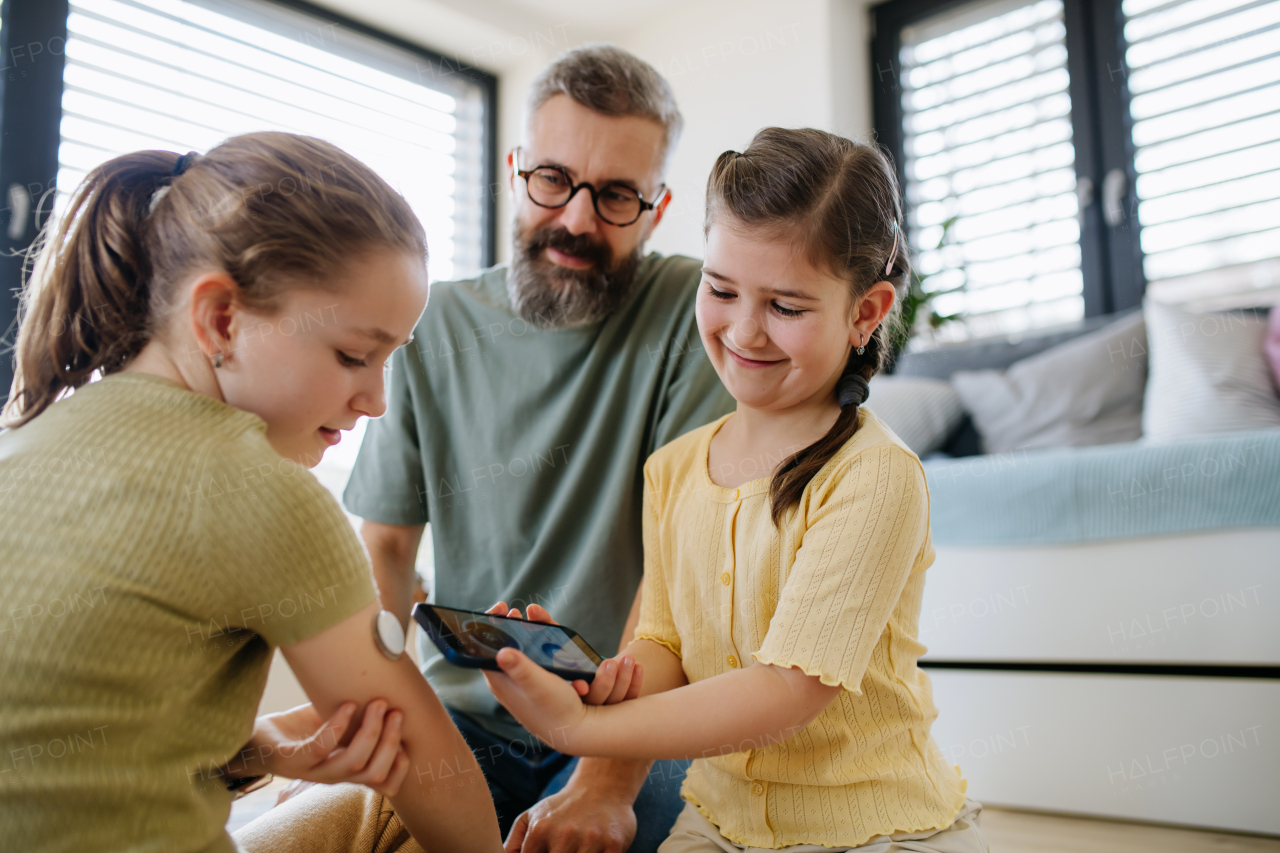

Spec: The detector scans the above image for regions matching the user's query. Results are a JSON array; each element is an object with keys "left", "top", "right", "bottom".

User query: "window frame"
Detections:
[
  {"left": 870, "top": 0, "right": 1144, "bottom": 335},
  {"left": 0, "top": 0, "right": 498, "bottom": 406}
]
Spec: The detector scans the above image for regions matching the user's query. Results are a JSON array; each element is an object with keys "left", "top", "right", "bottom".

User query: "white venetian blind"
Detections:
[
  {"left": 58, "top": 0, "right": 489, "bottom": 282},
  {"left": 900, "top": 0, "right": 1082, "bottom": 345},
  {"left": 1124, "top": 0, "right": 1280, "bottom": 308}
]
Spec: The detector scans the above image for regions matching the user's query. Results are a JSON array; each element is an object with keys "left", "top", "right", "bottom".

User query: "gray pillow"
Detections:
[
  {"left": 1142, "top": 299, "right": 1280, "bottom": 442},
  {"left": 865, "top": 376, "right": 965, "bottom": 456},
  {"left": 950, "top": 311, "right": 1148, "bottom": 453}
]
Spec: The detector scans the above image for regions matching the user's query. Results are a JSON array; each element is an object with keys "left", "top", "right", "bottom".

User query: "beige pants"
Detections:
[
  {"left": 233, "top": 783, "right": 420, "bottom": 853},
  {"left": 658, "top": 799, "right": 989, "bottom": 853},
  {"left": 233, "top": 784, "right": 987, "bottom": 853}
]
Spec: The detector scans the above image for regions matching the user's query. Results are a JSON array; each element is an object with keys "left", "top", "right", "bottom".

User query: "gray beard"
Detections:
[{"left": 506, "top": 224, "right": 643, "bottom": 329}]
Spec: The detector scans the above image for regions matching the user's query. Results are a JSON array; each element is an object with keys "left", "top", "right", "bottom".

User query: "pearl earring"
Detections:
[{"left": 212, "top": 352, "right": 224, "bottom": 369}]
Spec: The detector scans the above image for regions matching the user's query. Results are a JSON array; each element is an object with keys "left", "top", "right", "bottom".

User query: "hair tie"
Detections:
[
  {"left": 885, "top": 221, "right": 899, "bottom": 277},
  {"left": 837, "top": 373, "right": 869, "bottom": 408},
  {"left": 172, "top": 151, "right": 199, "bottom": 177}
]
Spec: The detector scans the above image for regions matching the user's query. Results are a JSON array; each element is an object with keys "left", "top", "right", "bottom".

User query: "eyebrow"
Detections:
[
  {"left": 536, "top": 161, "right": 642, "bottom": 192},
  {"left": 701, "top": 267, "right": 818, "bottom": 301},
  {"left": 353, "top": 327, "right": 402, "bottom": 346}
]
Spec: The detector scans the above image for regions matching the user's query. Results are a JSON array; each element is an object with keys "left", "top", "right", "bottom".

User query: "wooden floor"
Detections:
[
  {"left": 229, "top": 785, "right": 1280, "bottom": 851},
  {"left": 980, "top": 807, "right": 1280, "bottom": 852}
]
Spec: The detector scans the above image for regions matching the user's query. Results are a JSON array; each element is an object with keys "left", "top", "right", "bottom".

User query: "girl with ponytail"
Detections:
[
  {"left": 0, "top": 134, "right": 501, "bottom": 852},
  {"left": 481, "top": 128, "right": 987, "bottom": 852}
]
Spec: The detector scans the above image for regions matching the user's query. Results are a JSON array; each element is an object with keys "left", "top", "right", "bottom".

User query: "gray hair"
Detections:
[{"left": 526, "top": 44, "right": 683, "bottom": 169}]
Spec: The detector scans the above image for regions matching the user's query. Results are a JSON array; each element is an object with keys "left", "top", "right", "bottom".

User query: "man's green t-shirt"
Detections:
[{"left": 344, "top": 253, "right": 734, "bottom": 738}]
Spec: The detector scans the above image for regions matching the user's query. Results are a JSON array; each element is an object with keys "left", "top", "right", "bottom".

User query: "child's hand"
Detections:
[
  {"left": 486, "top": 601, "right": 644, "bottom": 705},
  {"left": 481, "top": 646, "right": 592, "bottom": 754},
  {"left": 231, "top": 700, "right": 409, "bottom": 795}
]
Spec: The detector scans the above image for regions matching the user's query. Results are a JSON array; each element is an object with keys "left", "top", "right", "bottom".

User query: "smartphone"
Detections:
[{"left": 413, "top": 603, "right": 603, "bottom": 683}]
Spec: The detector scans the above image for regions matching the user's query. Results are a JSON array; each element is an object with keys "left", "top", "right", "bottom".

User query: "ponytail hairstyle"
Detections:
[
  {"left": 704, "top": 127, "right": 908, "bottom": 526},
  {"left": 3, "top": 131, "right": 426, "bottom": 427}
]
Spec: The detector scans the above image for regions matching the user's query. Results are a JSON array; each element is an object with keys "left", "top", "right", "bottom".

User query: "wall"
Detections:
[
  {"left": 615, "top": 0, "right": 830, "bottom": 259},
  {"left": 582, "top": 0, "right": 879, "bottom": 260}
]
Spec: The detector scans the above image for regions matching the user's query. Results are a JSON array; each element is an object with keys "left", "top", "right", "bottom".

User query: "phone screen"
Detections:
[{"left": 429, "top": 606, "right": 600, "bottom": 674}]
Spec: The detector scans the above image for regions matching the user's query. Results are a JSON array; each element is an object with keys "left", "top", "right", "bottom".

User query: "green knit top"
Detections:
[{"left": 0, "top": 372, "right": 375, "bottom": 852}]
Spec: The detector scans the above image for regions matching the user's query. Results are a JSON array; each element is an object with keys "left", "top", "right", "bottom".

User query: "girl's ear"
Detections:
[
  {"left": 850, "top": 280, "right": 897, "bottom": 348},
  {"left": 187, "top": 271, "right": 243, "bottom": 363}
]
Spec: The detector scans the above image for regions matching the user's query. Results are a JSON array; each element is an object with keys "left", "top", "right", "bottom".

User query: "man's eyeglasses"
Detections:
[{"left": 513, "top": 148, "right": 668, "bottom": 227}]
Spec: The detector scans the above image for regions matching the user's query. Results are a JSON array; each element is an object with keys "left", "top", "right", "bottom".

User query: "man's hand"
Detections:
[
  {"left": 503, "top": 782, "right": 637, "bottom": 853},
  {"left": 229, "top": 700, "right": 409, "bottom": 796}
]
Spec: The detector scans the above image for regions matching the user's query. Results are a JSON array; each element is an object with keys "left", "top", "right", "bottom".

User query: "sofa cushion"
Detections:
[
  {"left": 1142, "top": 300, "right": 1280, "bottom": 442},
  {"left": 1267, "top": 303, "right": 1280, "bottom": 392},
  {"left": 892, "top": 310, "right": 1129, "bottom": 379},
  {"left": 949, "top": 310, "right": 1147, "bottom": 454},
  {"left": 892, "top": 309, "right": 1139, "bottom": 455},
  {"left": 865, "top": 376, "right": 965, "bottom": 456}
]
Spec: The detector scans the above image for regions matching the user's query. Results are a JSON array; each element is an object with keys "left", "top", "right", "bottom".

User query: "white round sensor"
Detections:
[{"left": 373, "top": 609, "right": 406, "bottom": 660}]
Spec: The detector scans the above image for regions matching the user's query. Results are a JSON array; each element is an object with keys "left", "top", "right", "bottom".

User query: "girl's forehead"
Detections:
[{"left": 705, "top": 220, "right": 847, "bottom": 296}]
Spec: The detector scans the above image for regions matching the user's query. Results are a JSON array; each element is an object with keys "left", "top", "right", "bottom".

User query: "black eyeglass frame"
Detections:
[{"left": 513, "top": 147, "right": 668, "bottom": 227}]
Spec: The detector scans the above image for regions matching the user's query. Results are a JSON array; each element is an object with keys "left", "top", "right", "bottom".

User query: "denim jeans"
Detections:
[{"left": 448, "top": 710, "right": 690, "bottom": 852}]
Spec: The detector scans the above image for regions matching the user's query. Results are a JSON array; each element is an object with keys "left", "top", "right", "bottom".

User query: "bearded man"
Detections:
[{"left": 341, "top": 45, "right": 733, "bottom": 853}]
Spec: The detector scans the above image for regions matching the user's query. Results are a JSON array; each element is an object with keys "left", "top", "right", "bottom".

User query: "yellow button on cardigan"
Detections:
[{"left": 635, "top": 409, "right": 967, "bottom": 848}]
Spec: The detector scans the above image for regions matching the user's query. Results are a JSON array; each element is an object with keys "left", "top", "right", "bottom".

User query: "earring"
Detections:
[
  {"left": 856, "top": 335, "right": 865, "bottom": 356},
  {"left": 212, "top": 352, "right": 224, "bottom": 369}
]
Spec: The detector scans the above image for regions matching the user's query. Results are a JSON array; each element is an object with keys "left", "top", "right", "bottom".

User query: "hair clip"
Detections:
[{"left": 885, "top": 222, "right": 898, "bottom": 277}]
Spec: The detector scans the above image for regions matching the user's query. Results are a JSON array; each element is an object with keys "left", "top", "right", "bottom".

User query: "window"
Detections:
[
  {"left": 61, "top": 0, "right": 493, "bottom": 282},
  {"left": 874, "top": 0, "right": 1278, "bottom": 345},
  {"left": 1124, "top": 0, "right": 1280, "bottom": 309},
  {"left": 0, "top": 0, "right": 496, "bottom": 407},
  {"left": 898, "top": 0, "right": 1083, "bottom": 343}
]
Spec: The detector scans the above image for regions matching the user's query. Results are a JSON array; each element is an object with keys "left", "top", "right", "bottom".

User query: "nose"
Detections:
[
  {"left": 557, "top": 187, "right": 599, "bottom": 236},
  {"left": 729, "top": 311, "right": 768, "bottom": 351},
  {"left": 352, "top": 367, "right": 388, "bottom": 420}
]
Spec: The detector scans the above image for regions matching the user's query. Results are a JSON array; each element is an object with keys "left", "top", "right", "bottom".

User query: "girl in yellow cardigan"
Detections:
[{"left": 484, "top": 128, "right": 987, "bottom": 852}]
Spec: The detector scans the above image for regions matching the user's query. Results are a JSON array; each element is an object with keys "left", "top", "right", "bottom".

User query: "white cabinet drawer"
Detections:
[
  {"left": 919, "top": 528, "right": 1280, "bottom": 665},
  {"left": 926, "top": 669, "right": 1280, "bottom": 834}
]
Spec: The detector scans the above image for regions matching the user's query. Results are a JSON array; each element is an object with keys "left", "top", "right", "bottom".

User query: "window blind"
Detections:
[
  {"left": 899, "top": 0, "right": 1083, "bottom": 345},
  {"left": 59, "top": 0, "right": 489, "bottom": 282},
  {"left": 1125, "top": 0, "right": 1280, "bottom": 308}
]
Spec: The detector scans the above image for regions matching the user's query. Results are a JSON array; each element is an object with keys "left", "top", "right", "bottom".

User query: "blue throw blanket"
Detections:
[{"left": 922, "top": 428, "right": 1280, "bottom": 546}]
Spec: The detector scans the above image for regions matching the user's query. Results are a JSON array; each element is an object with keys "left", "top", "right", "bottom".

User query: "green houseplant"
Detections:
[{"left": 893, "top": 214, "right": 963, "bottom": 357}]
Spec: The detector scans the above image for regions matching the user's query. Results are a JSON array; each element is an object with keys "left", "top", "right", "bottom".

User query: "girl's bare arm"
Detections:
[
  {"left": 284, "top": 601, "right": 502, "bottom": 853},
  {"left": 484, "top": 646, "right": 839, "bottom": 761}
]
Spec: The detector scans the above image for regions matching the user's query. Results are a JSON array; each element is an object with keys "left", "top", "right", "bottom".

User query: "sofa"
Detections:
[{"left": 869, "top": 303, "right": 1280, "bottom": 835}]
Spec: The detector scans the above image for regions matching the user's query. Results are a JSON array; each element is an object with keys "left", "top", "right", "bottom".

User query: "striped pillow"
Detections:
[{"left": 1142, "top": 299, "right": 1280, "bottom": 443}]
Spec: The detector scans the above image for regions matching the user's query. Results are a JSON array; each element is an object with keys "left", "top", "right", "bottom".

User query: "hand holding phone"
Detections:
[
  {"left": 414, "top": 602, "right": 604, "bottom": 683},
  {"left": 412, "top": 602, "right": 643, "bottom": 703},
  {"left": 487, "top": 602, "right": 644, "bottom": 705}
]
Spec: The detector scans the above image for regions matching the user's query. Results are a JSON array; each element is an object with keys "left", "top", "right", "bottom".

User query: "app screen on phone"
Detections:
[{"left": 434, "top": 609, "right": 597, "bottom": 673}]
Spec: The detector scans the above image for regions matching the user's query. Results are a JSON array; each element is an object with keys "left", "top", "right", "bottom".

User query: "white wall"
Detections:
[{"left": 612, "top": 0, "right": 878, "bottom": 259}]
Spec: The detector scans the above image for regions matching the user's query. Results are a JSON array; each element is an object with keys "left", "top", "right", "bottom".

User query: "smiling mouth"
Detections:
[
  {"left": 724, "top": 345, "right": 784, "bottom": 369},
  {"left": 545, "top": 246, "right": 596, "bottom": 270}
]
